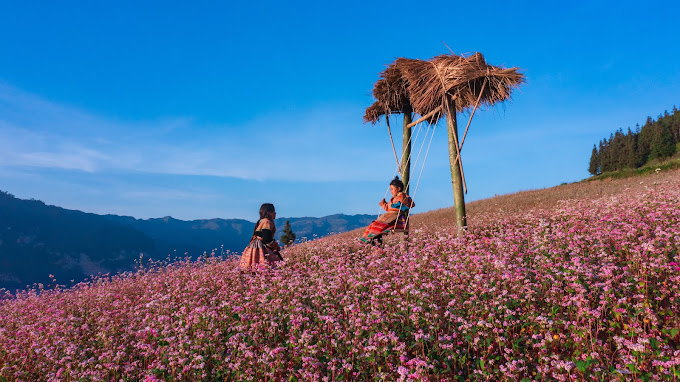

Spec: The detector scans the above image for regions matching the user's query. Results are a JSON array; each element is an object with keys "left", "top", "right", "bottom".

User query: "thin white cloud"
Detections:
[
  {"left": 0, "top": 83, "right": 391, "bottom": 181},
  {"left": 120, "top": 189, "right": 221, "bottom": 202},
  {"left": 0, "top": 122, "right": 108, "bottom": 172}
]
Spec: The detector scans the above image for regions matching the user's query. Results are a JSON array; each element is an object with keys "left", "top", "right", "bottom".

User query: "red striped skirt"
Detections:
[{"left": 360, "top": 212, "right": 408, "bottom": 243}]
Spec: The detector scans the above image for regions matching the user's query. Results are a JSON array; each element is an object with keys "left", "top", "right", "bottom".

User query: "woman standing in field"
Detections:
[
  {"left": 360, "top": 177, "right": 415, "bottom": 245},
  {"left": 240, "top": 203, "right": 283, "bottom": 269}
]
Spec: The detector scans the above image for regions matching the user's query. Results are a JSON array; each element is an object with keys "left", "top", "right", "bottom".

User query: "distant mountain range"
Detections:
[{"left": 0, "top": 190, "right": 373, "bottom": 292}]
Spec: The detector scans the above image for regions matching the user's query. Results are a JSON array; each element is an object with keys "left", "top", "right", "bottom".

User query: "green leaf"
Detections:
[
  {"left": 575, "top": 360, "right": 587, "bottom": 372},
  {"left": 650, "top": 338, "right": 659, "bottom": 351}
]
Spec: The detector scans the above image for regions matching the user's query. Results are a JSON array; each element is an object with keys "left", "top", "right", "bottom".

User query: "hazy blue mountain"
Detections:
[
  {"left": 279, "top": 214, "right": 374, "bottom": 241},
  {"left": 0, "top": 190, "right": 155, "bottom": 292},
  {"left": 102, "top": 215, "right": 253, "bottom": 259},
  {"left": 102, "top": 213, "right": 374, "bottom": 258},
  {"left": 0, "top": 190, "right": 373, "bottom": 292}
]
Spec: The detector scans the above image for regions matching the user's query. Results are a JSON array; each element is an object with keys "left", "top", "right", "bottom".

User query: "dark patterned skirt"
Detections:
[{"left": 240, "top": 238, "right": 281, "bottom": 269}]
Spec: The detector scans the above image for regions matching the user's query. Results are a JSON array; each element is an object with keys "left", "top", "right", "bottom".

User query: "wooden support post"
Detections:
[
  {"left": 446, "top": 97, "right": 467, "bottom": 236},
  {"left": 401, "top": 107, "right": 412, "bottom": 193}
]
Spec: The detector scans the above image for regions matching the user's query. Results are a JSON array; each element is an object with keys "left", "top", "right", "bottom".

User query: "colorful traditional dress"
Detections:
[
  {"left": 240, "top": 218, "right": 282, "bottom": 269},
  {"left": 360, "top": 192, "right": 415, "bottom": 243}
]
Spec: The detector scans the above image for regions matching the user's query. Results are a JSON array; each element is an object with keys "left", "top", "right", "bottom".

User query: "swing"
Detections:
[
  {"left": 365, "top": 52, "right": 524, "bottom": 238},
  {"left": 375, "top": 83, "right": 484, "bottom": 245},
  {"left": 372, "top": 112, "right": 439, "bottom": 245}
]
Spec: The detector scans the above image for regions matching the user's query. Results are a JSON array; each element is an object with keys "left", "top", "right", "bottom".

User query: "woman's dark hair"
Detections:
[
  {"left": 390, "top": 176, "right": 404, "bottom": 192},
  {"left": 259, "top": 203, "right": 276, "bottom": 220},
  {"left": 253, "top": 203, "right": 276, "bottom": 235}
]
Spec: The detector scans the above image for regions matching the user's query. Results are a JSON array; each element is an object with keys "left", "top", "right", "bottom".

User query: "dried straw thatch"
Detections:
[
  {"left": 364, "top": 52, "right": 524, "bottom": 124},
  {"left": 363, "top": 60, "right": 412, "bottom": 124}
]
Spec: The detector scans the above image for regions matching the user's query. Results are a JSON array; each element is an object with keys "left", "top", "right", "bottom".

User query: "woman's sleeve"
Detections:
[
  {"left": 258, "top": 229, "right": 275, "bottom": 244},
  {"left": 256, "top": 219, "right": 276, "bottom": 244},
  {"left": 398, "top": 194, "right": 415, "bottom": 208}
]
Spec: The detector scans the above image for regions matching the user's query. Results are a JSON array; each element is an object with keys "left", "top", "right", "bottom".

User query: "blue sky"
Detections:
[{"left": 1, "top": 1, "right": 679, "bottom": 221}]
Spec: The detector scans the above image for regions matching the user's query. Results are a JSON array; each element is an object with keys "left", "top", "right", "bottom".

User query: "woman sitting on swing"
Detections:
[{"left": 360, "top": 176, "right": 415, "bottom": 245}]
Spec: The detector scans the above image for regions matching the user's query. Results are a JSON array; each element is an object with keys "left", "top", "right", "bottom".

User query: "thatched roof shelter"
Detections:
[
  {"left": 364, "top": 58, "right": 415, "bottom": 123},
  {"left": 364, "top": 52, "right": 524, "bottom": 124},
  {"left": 363, "top": 51, "right": 524, "bottom": 235}
]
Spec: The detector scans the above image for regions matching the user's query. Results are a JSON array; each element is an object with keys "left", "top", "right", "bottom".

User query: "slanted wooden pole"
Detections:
[
  {"left": 406, "top": 104, "right": 442, "bottom": 128},
  {"left": 453, "top": 79, "right": 487, "bottom": 171},
  {"left": 446, "top": 96, "right": 466, "bottom": 236},
  {"left": 401, "top": 107, "right": 412, "bottom": 194}
]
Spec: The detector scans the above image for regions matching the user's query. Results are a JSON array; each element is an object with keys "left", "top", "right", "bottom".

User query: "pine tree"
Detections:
[
  {"left": 612, "top": 129, "right": 626, "bottom": 170},
  {"left": 599, "top": 140, "right": 610, "bottom": 172},
  {"left": 280, "top": 220, "right": 296, "bottom": 247},
  {"left": 637, "top": 120, "right": 654, "bottom": 165},
  {"left": 650, "top": 123, "right": 676, "bottom": 160},
  {"left": 672, "top": 110, "right": 680, "bottom": 142},
  {"left": 623, "top": 128, "right": 638, "bottom": 169},
  {"left": 588, "top": 145, "right": 599, "bottom": 175},
  {"left": 600, "top": 135, "right": 615, "bottom": 172}
]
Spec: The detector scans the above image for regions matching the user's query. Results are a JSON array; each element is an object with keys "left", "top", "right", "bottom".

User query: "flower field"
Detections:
[{"left": 1, "top": 176, "right": 680, "bottom": 381}]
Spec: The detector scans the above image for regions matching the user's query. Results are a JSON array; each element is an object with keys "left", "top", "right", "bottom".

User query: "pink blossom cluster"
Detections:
[{"left": 1, "top": 182, "right": 680, "bottom": 381}]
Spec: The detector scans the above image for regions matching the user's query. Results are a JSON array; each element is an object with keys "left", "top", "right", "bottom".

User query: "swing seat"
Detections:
[
  {"left": 366, "top": 213, "right": 410, "bottom": 247},
  {"left": 385, "top": 213, "right": 410, "bottom": 248},
  {"left": 389, "top": 213, "right": 410, "bottom": 235}
]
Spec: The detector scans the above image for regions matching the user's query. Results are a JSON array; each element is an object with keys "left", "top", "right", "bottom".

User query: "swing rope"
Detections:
[
  {"left": 376, "top": 115, "right": 426, "bottom": 220},
  {"left": 412, "top": 120, "right": 437, "bottom": 206},
  {"left": 404, "top": 120, "right": 438, "bottom": 230},
  {"left": 377, "top": 115, "right": 402, "bottom": 218},
  {"left": 385, "top": 116, "right": 401, "bottom": 173},
  {"left": 382, "top": 115, "right": 435, "bottom": 231}
]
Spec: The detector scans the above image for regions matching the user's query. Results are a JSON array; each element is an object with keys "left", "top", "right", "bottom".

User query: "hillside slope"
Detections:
[
  {"left": 0, "top": 191, "right": 156, "bottom": 291},
  {"left": 1, "top": 169, "right": 679, "bottom": 380},
  {"left": 338, "top": 168, "right": 680, "bottom": 240}
]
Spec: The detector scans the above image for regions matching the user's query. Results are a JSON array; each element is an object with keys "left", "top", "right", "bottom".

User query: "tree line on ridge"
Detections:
[{"left": 588, "top": 106, "right": 679, "bottom": 175}]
